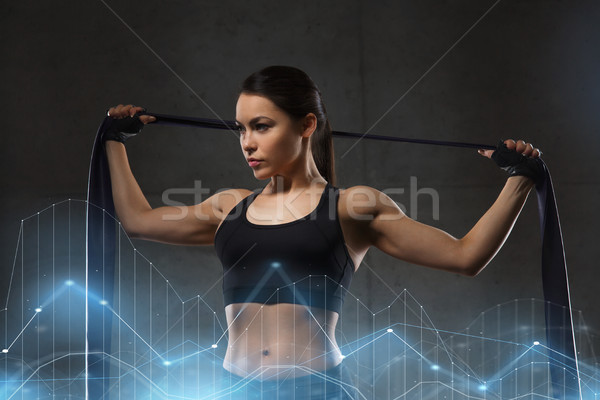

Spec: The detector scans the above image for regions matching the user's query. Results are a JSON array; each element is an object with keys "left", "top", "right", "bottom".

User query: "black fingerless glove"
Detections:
[
  {"left": 101, "top": 112, "right": 145, "bottom": 144},
  {"left": 491, "top": 140, "right": 545, "bottom": 184}
]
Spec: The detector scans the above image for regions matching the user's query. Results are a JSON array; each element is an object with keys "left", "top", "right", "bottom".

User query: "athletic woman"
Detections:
[{"left": 103, "top": 66, "right": 541, "bottom": 399}]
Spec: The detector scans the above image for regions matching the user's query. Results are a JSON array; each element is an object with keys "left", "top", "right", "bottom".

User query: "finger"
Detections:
[
  {"left": 128, "top": 105, "right": 144, "bottom": 117},
  {"left": 113, "top": 104, "right": 126, "bottom": 118},
  {"left": 532, "top": 148, "right": 542, "bottom": 158},
  {"left": 132, "top": 106, "right": 146, "bottom": 114},
  {"left": 122, "top": 104, "right": 134, "bottom": 117},
  {"left": 117, "top": 104, "right": 131, "bottom": 118},
  {"left": 515, "top": 139, "right": 528, "bottom": 153},
  {"left": 521, "top": 142, "right": 534, "bottom": 157},
  {"left": 504, "top": 139, "right": 516, "bottom": 150},
  {"left": 478, "top": 149, "right": 494, "bottom": 158},
  {"left": 139, "top": 115, "right": 156, "bottom": 124},
  {"left": 108, "top": 105, "right": 126, "bottom": 118}
]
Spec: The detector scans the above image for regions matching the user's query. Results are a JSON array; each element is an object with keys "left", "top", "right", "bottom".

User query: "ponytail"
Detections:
[{"left": 311, "top": 118, "right": 335, "bottom": 186}]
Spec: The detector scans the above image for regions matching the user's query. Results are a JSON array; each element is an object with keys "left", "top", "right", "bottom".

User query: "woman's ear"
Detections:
[{"left": 300, "top": 113, "right": 318, "bottom": 138}]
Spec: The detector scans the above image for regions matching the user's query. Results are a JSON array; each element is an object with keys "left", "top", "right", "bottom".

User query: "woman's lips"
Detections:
[{"left": 248, "top": 160, "right": 262, "bottom": 167}]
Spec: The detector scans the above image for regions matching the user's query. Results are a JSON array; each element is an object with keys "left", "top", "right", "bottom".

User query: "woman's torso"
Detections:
[{"left": 215, "top": 182, "right": 370, "bottom": 380}]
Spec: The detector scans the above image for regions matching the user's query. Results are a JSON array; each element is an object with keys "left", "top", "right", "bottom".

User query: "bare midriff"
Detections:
[{"left": 223, "top": 302, "right": 343, "bottom": 380}]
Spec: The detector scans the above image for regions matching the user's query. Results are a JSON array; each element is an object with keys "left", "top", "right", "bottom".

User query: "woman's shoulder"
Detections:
[
  {"left": 215, "top": 187, "right": 255, "bottom": 198},
  {"left": 337, "top": 185, "right": 382, "bottom": 216},
  {"left": 190, "top": 188, "right": 255, "bottom": 220},
  {"left": 337, "top": 184, "right": 402, "bottom": 219},
  {"left": 337, "top": 184, "right": 381, "bottom": 201},
  {"left": 211, "top": 187, "right": 255, "bottom": 211}
]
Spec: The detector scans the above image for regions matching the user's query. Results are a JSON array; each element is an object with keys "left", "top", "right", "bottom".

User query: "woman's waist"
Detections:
[
  {"left": 224, "top": 302, "right": 342, "bottom": 378},
  {"left": 223, "top": 343, "right": 344, "bottom": 380},
  {"left": 225, "top": 302, "right": 339, "bottom": 334}
]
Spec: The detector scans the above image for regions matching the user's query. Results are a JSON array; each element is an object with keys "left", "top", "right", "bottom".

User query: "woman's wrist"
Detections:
[
  {"left": 104, "top": 140, "right": 127, "bottom": 162},
  {"left": 506, "top": 175, "right": 535, "bottom": 195},
  {"left": 104, "top": 139, "right": 125, "bottom": 151}
]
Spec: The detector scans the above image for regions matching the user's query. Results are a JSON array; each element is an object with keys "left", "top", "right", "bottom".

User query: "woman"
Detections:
[{"left": 104, "top": 66, "right": 541, "bottom": 399}]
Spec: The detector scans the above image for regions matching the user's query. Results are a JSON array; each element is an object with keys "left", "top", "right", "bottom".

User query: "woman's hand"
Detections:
[
  {"left": 477, "top": 139, "right": 541, "bottom": 159},
  {"left": 107, "top": 104, "right": 156, "bottom": 125},
  {"left": 103, "top": 104, "right": 156, "bottom": 144},
  {"left": 478, "top": 139, "right": 544, "bottom": 184}
]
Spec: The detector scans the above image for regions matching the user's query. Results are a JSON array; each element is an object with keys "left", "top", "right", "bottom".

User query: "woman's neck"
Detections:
[
  {"left": 266, "top": 150, "right": 325, "bottom": 193},
  {"left": 266, "top": 174, "right": 326, "bottom": 194}
]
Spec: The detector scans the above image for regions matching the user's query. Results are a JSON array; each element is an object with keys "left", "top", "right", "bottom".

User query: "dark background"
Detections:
[{"left": 1, "top": 0, "right": 598, "bottom": 343}]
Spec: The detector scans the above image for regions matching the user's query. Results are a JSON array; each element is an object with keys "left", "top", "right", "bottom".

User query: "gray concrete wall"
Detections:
[{"left": 1, "top": 0, "right": 599, "bottom": 345}]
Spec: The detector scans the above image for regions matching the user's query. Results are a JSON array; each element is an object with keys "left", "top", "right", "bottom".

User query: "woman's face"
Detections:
[{"left": 235, "top": 93, "right": 307, "bottom": 180}]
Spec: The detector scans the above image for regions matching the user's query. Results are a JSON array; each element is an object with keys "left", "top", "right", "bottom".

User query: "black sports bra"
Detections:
[{"left": 214, "top": 182, "right": 355, "bottom": 313}]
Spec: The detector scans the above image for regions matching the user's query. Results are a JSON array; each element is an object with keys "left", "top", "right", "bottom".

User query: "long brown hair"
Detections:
[{"left": 240, "top": 66, "right": 335, "bottom": 185}]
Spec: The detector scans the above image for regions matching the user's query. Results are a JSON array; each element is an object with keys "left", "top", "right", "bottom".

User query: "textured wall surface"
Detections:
[{"left": 1, "top": 0, "right": 599, "bottom": 339}]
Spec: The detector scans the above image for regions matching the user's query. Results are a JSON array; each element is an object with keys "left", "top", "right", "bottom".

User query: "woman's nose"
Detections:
[{"left": 241, "top": 132, "right": 256, "bottom": 152}]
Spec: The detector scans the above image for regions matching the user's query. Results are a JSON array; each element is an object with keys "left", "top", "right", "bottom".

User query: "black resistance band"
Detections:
[
  {"left": 86, "top": 113, "right": 580, "bottom": 399},
  {"left": 150, "top": 112, "right": 498, "bottom": 150}
]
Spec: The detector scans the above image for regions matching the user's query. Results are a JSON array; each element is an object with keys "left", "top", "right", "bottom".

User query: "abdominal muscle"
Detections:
[{"left": 223, "top": 302, "right": 344, "bottom": 380}]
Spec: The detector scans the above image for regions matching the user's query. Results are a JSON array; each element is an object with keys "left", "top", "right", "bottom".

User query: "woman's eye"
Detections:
[{"left": 255, "top": 124, "right": 269, "bottom": 131}]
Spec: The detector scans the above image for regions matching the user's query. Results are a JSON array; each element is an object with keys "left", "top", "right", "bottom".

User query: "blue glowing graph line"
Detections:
[
  {"left": 2, "top": 292, "right": 598, "bottom": 399},
  {"left": 0, "top": 199, "right": 234, "bottom": 396},
  {"left": 4, "top": 276, "right": 581, "bottom": 384},
  {"left": 85, "top": 189, "right": 92, "bottom": 400},
  {"left": 3, "top": 199, "right": 598, "bottom": 399},
  {"left": 3, "top": 224, "right": 22, "bottom": 313},
  {"left": 6, "top": 352, "right": 91, "bottom": 400},
  {"left": 5, "top": 311, "right": 40, "bottom": 353},
  {"left": 83, "top": 199, "right": 231, "bottom": 358},
  {"left": 207, "top": 364, "right": 369, "bottom": 400},
  {"left": 2, "top": 200, "right": 75, "bottom": 313},
  {"left": 115, "top": 221, "right": 226, "bottom": 329}
]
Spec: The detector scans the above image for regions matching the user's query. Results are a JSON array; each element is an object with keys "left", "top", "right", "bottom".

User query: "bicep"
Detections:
[
  {"left": 129, "top": 189, "right": 250, "bottom": 246},
  {"left": 367, "top": 191, "right": 467, "bottom": 274}
]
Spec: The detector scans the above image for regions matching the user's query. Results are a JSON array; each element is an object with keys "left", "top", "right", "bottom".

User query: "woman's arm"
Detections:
[
  {"left": 355, "top": 139, "right": 540, "bottom": 276},
  {"left": 103, "top": 104, "right": 249, "bottom": 246}
]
